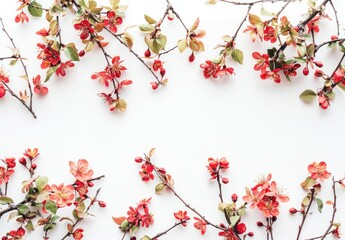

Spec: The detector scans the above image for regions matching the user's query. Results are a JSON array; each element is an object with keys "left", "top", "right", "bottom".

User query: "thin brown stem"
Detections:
[
  {"left": 0, "top": 56, "right": 17, "bottom": 61},
  {"left": 151, "top": 221, "right": 186, "bottom": 239},
  {"left": 232, "top": 4, "right": 253, "bottom": 41},
  {"left": 0, "top": 17, "right": 36, "bottom": 118},
  {"left": 315, "top": 38, "right": 345, "bottom": 53},
  {"left": 166, "top": 0, "right": 188, "bottom": 31},
  {"left": 305, "top": 231, "right": 333, "bottom": 240},
  {"left": 320, "top": 177, "right": 337, "bottom": 240},
  {"left": 296, "top": 189, "right": 316, "bottom": 240},
  {"left": 158, "top": 46, "right": 178, "bottom": 58},
  {"left": 60, "top": 188, "right": 101, "bottom": 240},
  {"left": 0, "top": 198, "right": 30, "bottom": 219},
  {"left": 329, "top": 0, "right": 339, "bottom": 35},
  {"left": 218, "top": 0, "right": 292, "bottom": 5}
]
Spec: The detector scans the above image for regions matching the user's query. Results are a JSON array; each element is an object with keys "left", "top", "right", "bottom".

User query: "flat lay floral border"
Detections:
[
  {"left": 1, "top": 0, "right": 345, "bottom": 118},
  {"left": 1, "top": 0, "right": 345, "bottom": 239}
]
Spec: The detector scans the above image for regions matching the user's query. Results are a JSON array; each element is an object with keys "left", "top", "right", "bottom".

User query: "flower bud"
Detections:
[
  {"left": 248, "top": 232, "right": 254, "bottom": 237},
  {"left": 160, "top": 68, "right": 166, "bottom": 77},
  {"left": 231, "top": 193, "right": 238, "bottom": 202},
  {"left": 78, "top": 50, "right": 85, "bottom": 57},
  {"left": 87, "top": 181, "right": 94, "bottom": 187},
  {"left": 188, "top": 53, "right": 195, "bottom": 62},
  {"left": 19, "top": 157, "right": 27, "bottom": 166},
  {"left": 98, "top": 201, "right": 106, "bottom": 208},
  {"left": 222, "top": 177, "right": 229, "bottom": 184},
  {"left": 135, "top": 157, "right": 143, "bottom": 163},
  {"left": 257, "top": 221, "right": 264, "bottom": 227},
  {"left": 236, "top": 223, "right": 246, "bottom": 234},
  {"left": 303, "top": 66, "right": 309, "bottom": 76},
  {"left": 31, "top": 163, "right": 37, "bottom": 170},
  {"left": 331, "top": 35, "right": 338, "bottom": 40},
  {"left": 144, "top": 49, "right": 151, "bottom": 58},
  {"left": 289, "top": 208, "right": 298, "bottom": 214},
  {"left": 150, "top": 82, "right": 159, "bottom": 90}
]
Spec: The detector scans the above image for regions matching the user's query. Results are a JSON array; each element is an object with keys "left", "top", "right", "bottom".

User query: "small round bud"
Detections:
[
  {"left": 257, "top": 221, "right": 264, "bottom": 227},
  {"left": 87, "top": 181, "right": 94, "bottom": 187},
  {"left": 188, "top": 53, "right": 195, "bottom": 62},
  {"left": 135, "top": 157, "right": 143, "bottom": 163},
  {"left": 19, "top": 157, "right": 27, "bottom": 166},
  {"left": 31, "top": 163, "right": 37, "bottom": 170},
  {"left": 144, "top": 49, "right": 151, "bottom": 58},
  {"left": 150, "top": 82, "right": 159, "bottom": 90},
  {"left": 289, "top": 208, "right": 298, "bottom": 214},
  {"left": 98, "top": 201, "right": 106, "bottom": 208},
  {"left": 222, "top": 177, "right": 229, "bottom": 184},
  {"left": 78, "top": 50, "right": 85, "bottom": 57},
  {"left": 248, "top": 232, "right": 254, "bottom": 237},
  {"left": 231, "top": 193, "right": 238, "bottom": 202}
]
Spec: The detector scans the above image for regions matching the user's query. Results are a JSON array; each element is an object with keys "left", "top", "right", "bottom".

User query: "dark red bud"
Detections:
[
  {"left": 19, "top": 157, "right": 27, "bottom": 166},
  {"left": 231, "top": 193, "right": 238, "bottom": 202},
  {"left": 135, "top": 157, "right": 143, "bottom": 163}
]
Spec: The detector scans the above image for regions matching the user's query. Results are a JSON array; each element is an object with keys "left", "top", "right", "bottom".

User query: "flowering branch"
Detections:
[{"left": 0, "top": 17, "right": 36, "bottom": 118}]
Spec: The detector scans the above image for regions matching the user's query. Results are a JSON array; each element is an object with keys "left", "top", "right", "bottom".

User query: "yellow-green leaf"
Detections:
[
  {"left": 0, "top": 196, "right": 14, "bottom": 205},
  {"left": 117, "top": 99, "right": 127, "bottom": 112},
  {"left": 64, "top": 46, "right": 80, "bottom": 61},
  {"left": 249, "top": 14, "right": 262, "bottom": 26},
  {"left": 155, "top": 183, "right": 165, "bottom": 194},
  {"left": 122, "top": 32, "right": 134, "bottom": 49},
  {"left": 190, "top": 17, "right": 199, "bottom": 31},
  {"left": 299, "top": 89, "right": 317, "bottom": 102},
  {"left": 144, "top": 14, "right": 156, "bottom": 24},
  {"left": 177, "top": 39, "right": 187, "bottom": 52},
  {"left": 231, "top": 48, "right": 244, "bottom": 64}
]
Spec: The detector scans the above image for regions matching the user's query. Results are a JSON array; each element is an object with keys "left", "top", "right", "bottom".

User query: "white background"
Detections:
[{"left": 1, "top": 0, "right": 345, "bottom": 239}]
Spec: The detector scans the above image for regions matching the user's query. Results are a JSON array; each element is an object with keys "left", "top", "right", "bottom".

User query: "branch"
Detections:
[
  {"left": 320, "top": 177, "right": 337, "bottom": 240},
  {"left": 60, "top": 188, "right": 102, "bottom": 240},
  {"left": 151, "top": 221, "right": 186, "bottom": 239},
  {"left": 0, "top": 17, "right": 37, "bottom": 118},
  {"left": 218, "top": 0, "right": 292, "bottom": 5},
  {"left": 296, "top": 189, "right": 316, "bottom": 240},
  {"left": 329, "top": 0, "right": 339, "bottom": 35},
  {"left": 232, "top": 4, "right": 253, "bottom": 41}
]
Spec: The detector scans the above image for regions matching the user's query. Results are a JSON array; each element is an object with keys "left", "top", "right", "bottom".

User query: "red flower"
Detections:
[
  {"left": 200, "top": 61, "right": 221, "bottom": 78},
  {"left": 24, "top": 148, "right": 39, "bottom": 160},
  {"left": 32, "top": 75, "right": 48, "bottom": 96},
  {"left": 0, "top": 84, "right": 6, "bottom": 98},
  {"left": 56, "top": 61, "right": 75, "bottom": 77},
  {"left": 193, "top": 217, "right": 207, "bottom": 235},
  {"left": 36, "top": 28, "right": 50, "bottom": 36},
  {"left": 332, "top": 225, "right": 341, "bottom": 238},
  {"left": 141, "top": 207, "right": 154, "bottom": 228},
  {"left": 6, "top": 227, "right": 25, "bottom": 240},
  {"left": 218, "top": 228, "right": 237, "bottom": 239},
  {"left": 107, "top": 56, "right": 127, "bottom": 78},
  {"left": 0, "top": 167, "right": 14, "bottom": 185},
  {"left": 127, "top": 206, "right": 140, "bottom": 226},
  {"left": 152, "top": 60, "right": 163, "bottom": 71},
  {"left": 174, "top": 210, "right": 190, "bottom": 226},
  {"left": 263, "top": 25, "right": 277, "bottom": 43},
  {"left": 257, "top": 198, "right": 280, "bottom": 217},
  {"left": 243, "top": 25, "right": 262, "bottom": 42},
  {"left": 47, "top": 183, "right": 75, "bottom": 208},
  {"left": 306, "top": 16, "right": 320, "bottom": 34},
  {"left": 260, "top": 69, "right": 281, "bottom": 83},
  {"left": 103, "top": 11, "right": 123, "bottom": 33},
  {"left": 92, "top": 71, "right": 112, "bottom": 87},
  {"left": 282, "top": 63, "right": 300, "bottom": 77},
  {"left": 37, "top": 43, "right": 61, "bottom": 68},
  {"left": 98, "top": 93, "right": 117, "bottom": 111},
  {"left": 139, "top": 163, "right": 154, "bottom": 182},
  {"left": 15, "top": 11, "right": 29, "bottom": 24},
  {"left": 308, "top": 161, "right": 331, "bottom": 181},
  {"left": 252, "top": 52, "right": 269, "bottom": 72},
  {"left": 332, "top": 68, "right": 345, "bottom": 84},
  {"left": 74, "top": 19, "right": 95, "bottom": 40},
  {"left": 72, "top": 228, "right": 84, "bottom": 240},
  {"left": 5, "top": 158, "right": 16, "bottom": 169}
]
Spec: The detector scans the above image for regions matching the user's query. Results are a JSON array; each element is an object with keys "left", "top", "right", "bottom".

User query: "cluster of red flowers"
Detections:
[
  {"left": 150, "top": 60, "right": 166, "bottom": 90},
  {"left": 200, "top": 61, "right": 235, "bottom": 79},
  {"left": 0, "top": 157, "right": 15, "bottom": 185},
  {"left": 243, "top": 174, "right": 289, "bottom": 218},
  {"left": 0, "top": 67, "right": 10, "bottom": 98},
  {"left": 113, "top": 198, "right": 154, "bottom": 235},
  {"left": 207, "top": 157, "right": 229, "bottom": 184}
]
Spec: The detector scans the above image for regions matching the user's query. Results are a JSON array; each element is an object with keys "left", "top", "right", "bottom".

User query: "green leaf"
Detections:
[
  {"left": 35, "top": 176, "right": 48, "bottom": 193},
  {"left": 231, "top": 49, "right": 244, "bottom": 64},
  {"left": 302, "top": 195, "right": 311, "bottom": 208},
  {"left": 77, "top": 0, "right": 88, "bottom": 9},
  {"left": 299, "top": 89, "right": 317, "bottom": 102},
  {"left": 339, "top": 43, "right": 345, "bottom": 53},
  {"left": 28, "top": 1, "right": 43, "bottom": 17},
  {"left": 110, "top": 0, "right": 120, "bottom": 8},
  {"left": 144, "top": 14, "right": 156, "bottom": 24},
  {"left": 116, "top": 99, "right": 127, "bottom": 112},
  {"left": 315, "top": 198, "right": 323, "bottom": 213},
  {"left": 17, "top": 204, "right": 30, "bottom": 215},
  {"left": 43, "top": 223, "right": 56, "bottom": 231},
  {"left": 267, "top": 48, "right": 277, "bottom": 58},
  {"left": 9, "top": 59, "right": 17, "bottom": 66},
  {"left": 138, "top": 24, "right": 155, "bottom": 32},
  {"left": 306, "top": 43, "right": 315, "bottom": 57},
  {"left": 155, "top": 183, "right": 165, "bottom": 194},
  {"left": 177, "top": 39, "right": 187, "bottom": 52},
  {"left": 300, "top": 176, "right": 316, "bottom": 190},
  {"left": 45, "top": 66, "right": 58, "bottom": 82},
  {"left": 248, "top": 14, "right": 262, "bottom": 26},
  {"left": 46, "top": 200, "right": 57, "bottom": 215},
  {"left": 156, "top": 35, "right": 167, "bottom": 49},
  {"left": 260, "top": 7, "right": 275, "bottom": 17},
  {"left": 120, "top": 219, "right": 129, "bottom": 231},
  {"left": 230, "top": 215, "right": 240, "bottom": 226},
  {"left": 25, "top": 220, "right": 34, "bottom": 231},
  {"left": 51, "top": 215, "right": 60, "bottom": 222},
  {"left": 0, "top": 196, "right": 14, "bottom": 205},
  {"left": 151, "top": 39, "right": 162, "bottom": 54},
  {"left": 64, "top": 46, "right": 80, "bottom": 61}
]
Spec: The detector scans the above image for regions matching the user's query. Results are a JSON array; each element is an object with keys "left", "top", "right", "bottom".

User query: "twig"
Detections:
[
  {"left": 0, "top": 17, "right": 37, "bottom": 118},
  {"left": 218, "top": 0, "right": 292, "bottom": 5},
  {"left": 232, "top": 4, "right": 253, "bottom": 41},
  {"left": 320, "top": 177, "right": 337, "bottom": 240},
  {"left": 314, "top": 38, "right": 345, "bottom": 53},
  {"left": 60, "top": 188, "right": 102, "bottom": 240},
  {"left": 329, "top": 0, "right": 339, "bottom": 35},
  {"left": 151, "top": 221, "right": 186, "bottom": 239},
  {"left": 296, "top": 189, "right": 316, "bottom": 240}
]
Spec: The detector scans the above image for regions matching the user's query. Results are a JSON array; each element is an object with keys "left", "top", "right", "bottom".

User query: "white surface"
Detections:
[{"left": 1, "top": 0, "right": 345, "bottom": 239}]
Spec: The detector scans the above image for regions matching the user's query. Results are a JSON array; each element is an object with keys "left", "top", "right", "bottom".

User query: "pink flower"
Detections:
[
  {"left": 257, "top": 198, "right": 280, "bottom": 217},
  {"left": 48, "top": 183, "right": 75, "bottom": 208},
  {"left": 308, "top": 161, "right": 331, "bottom": 181},
  {"left": 69, "top": 159, "right": 94, "bottom": 183},
  {"left": 0, "top": 167, "right": 14, "bottom": 185}
]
